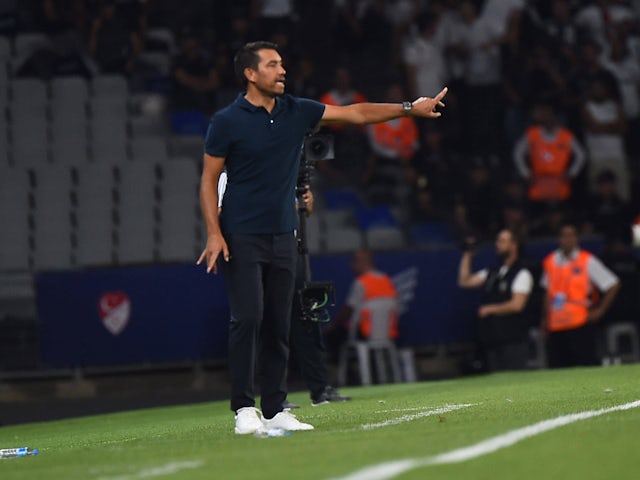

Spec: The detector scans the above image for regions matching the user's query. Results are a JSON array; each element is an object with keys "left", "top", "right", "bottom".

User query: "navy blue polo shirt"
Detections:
[{"left": 205, "top": 94, "right": 325, "bottom": 234}]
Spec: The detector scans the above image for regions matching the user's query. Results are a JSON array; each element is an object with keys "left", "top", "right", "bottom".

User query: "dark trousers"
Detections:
[
  {"left": 483, "top": 341, "right": 529, "bottom": 372},
  {"left": 290, "top": 255, "right": 329, "bottom": 399},
  {"left": 222, "top": 233, "right": 297, "bottom": 419},
  {"left": 546, "top": 323, "right": 599, "bottom": 368}
]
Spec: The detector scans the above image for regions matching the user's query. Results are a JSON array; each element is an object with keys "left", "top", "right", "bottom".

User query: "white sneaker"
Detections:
[
  {"left": 234, "top": 407, "right": 264, "bottom": 435},
  {"left": 262, "top": 410, "right": 314, "bottom": 431}
]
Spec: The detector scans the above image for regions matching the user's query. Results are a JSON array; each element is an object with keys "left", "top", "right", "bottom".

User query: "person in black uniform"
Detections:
[
  {"left": 198, "top": 40, "right": 447, "bottom": 434},
  {"left": 457, "top": 229, "right": 534, "bottom": 372},
  {"left": 286, "top": 187, "right": 350, "bottom": 408}
]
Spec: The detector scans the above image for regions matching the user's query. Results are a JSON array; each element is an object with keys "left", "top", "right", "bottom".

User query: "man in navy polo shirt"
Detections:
[{"left": 198, "top": 41, "right": 447, "bottom": 434}]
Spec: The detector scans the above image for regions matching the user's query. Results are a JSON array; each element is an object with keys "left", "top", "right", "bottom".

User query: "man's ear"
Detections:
[{"left": 244, "top": 67, "right": 255, "bottom": 84}]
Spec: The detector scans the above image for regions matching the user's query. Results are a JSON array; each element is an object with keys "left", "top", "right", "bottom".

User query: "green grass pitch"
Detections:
[{"left": 1, "top": 364, "right": 639, "bottom": 479}]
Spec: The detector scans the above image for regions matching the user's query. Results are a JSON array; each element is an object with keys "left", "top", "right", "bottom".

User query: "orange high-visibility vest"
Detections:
[
  {"left": 370, "top": 118, "right": 418, "bottom": 160},
  {"left": 543, "top": 250, "right": 594, "bottom": 332},
  {"left": 526, "top": 126, "right": 574, "bottom": 201},
  {"left": 319, "top": 90, "right": 367, "bottom": 131},
  {"left": 357, "top": 271, "right": 399, "bottom": 339}
]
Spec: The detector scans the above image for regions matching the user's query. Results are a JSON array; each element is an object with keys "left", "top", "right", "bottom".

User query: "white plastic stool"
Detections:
[
  {"left": 605, "top": 322, "right": 640, "bottom": 364},
  {"left": 338, "top": 339, "right": 402, "bottom": 386},
  {"left": 526, "top": 327, "right": 547, "bottom": 369},
  {"left": 398, "top": 347, "right": 417, "bottom": 382}
]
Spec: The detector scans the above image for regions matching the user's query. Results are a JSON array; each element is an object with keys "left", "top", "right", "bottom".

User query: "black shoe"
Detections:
[
  {"left": 311, "top": 386, "right": 351, "bottom": 407},
  {"left": 282, "top": 400, "right": 300, "bottom": 410}
]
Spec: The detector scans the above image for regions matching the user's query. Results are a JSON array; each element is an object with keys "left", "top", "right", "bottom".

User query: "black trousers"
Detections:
[
  {"left": 289, "top": 255, "right": 329, "bottom": 400},
  {"left": 222, "top": 233, "right": 296, "bottom": 419},
  {"left": 483, "top": 341, "right": 529, "bottom": 372},
  {"left": 546, "top": 323, "right": 599, "bottom": 368}
]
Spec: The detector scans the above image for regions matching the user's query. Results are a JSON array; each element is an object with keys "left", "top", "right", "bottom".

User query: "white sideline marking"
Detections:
[
  {"left": 334, "top": 399, "right": 640, "bottom": 480},
  {"left": 96, "top": 460, "right": 204, "bottom": 480},
  {"left": 362, "top": 404, "right": 475, "bottom": 430}
]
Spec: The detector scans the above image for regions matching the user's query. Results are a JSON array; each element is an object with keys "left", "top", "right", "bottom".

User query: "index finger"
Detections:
[{"left": 434, "top": 86, "right": 448, "bottom": 102}]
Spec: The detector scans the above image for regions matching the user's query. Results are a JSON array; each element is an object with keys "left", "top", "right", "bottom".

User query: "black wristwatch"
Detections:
[{"left": 402, "top": 101, "right": 413, "bottom": 116}]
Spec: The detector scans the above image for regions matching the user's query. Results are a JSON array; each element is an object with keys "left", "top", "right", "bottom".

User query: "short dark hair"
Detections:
[{"left": 234, "top": 41, "right": 280, "bottom": 87}]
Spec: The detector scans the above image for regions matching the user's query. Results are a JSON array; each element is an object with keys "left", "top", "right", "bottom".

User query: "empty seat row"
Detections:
[{"left": 0, "top": 160, "right": 203, "bottom": 272}]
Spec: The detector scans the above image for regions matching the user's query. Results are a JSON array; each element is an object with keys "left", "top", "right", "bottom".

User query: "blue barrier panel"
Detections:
[
  {"left": 37, "top": 265, "right": 229, "bottom": 367},
  {"left": 37, "top": 238, "right": 607, "bottom": 367}
]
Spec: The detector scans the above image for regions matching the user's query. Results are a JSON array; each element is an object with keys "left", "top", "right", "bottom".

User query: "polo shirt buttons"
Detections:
[{"left": 270, "top": 119, "right": 274, "bottom": 124}]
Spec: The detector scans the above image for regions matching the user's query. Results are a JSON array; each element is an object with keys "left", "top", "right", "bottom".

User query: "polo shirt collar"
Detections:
[{"left": 234, "top": 93, "right": 284, "bottom": 114}]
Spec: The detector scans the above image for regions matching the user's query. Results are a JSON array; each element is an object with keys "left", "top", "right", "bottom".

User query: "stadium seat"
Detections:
[
  {"left": 130, "top": 135, "right": 168, "bottom": 163},
  {"left": 10, "top": 110, "right": 49, "bottom": 166},
  {"left": 13, "top": 32, "right": 52, "bottom": 60},
  {"left": 92, "top": 74, "right": 129, "bottom": 98},
  {"left": 325, "top": 226, "right": 363, "bottom": 252},
  {"left": 32, "top": 165, "right": 74, "bottom": 271},
  {"left": 409, "top": 222, "right": 452, "bottom": 246},
  {"left": 115, "top": 161, "right": 159, "bottom": 264},
  {"left": 51, "top": 76, "right": 88, "bottom": 106},
  {"left": 51, "top": 136, "right": 88, "bottom": 165},
  {"left": 157, "top": 159, "right": 199, "bottom": 262},
  {"left": 365, "top": 226, "right": 405, "bottom": 250},
  {"left": 170, "top": 110, "right": 208, "bottom": 136},
  {"left": 0, "top": 167, "right": 31, "bottom": 271},
  {"left": 10, "top": 78, "right": 47, "bottom": 113},
  {"left": 355, "top": 206, "right": 398, "bottom": 230},
  {"left": 74, "top": 163, "right": 116, "bottom": 267},
  {"left": 323, "top": 188, "right": 364, "bottom": 211},
  {"left": 0, "top": 36, "right": 10, "bottom": 62}
]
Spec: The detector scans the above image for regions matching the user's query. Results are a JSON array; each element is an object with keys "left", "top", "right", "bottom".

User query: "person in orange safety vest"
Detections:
[
  {"left": 540, "top": 223, "right": 620, "bottom": 367},
  {"left": 513, "top": 101, "right": 586, "bottom": 205},
  {"left": 330, "top": 249, "right": 399, "bottom": 348}
]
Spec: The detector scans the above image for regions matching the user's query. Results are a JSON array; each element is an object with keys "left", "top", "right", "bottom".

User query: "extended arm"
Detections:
[{"left": 319, "top": 87, "right": 447, "bottom": 126}]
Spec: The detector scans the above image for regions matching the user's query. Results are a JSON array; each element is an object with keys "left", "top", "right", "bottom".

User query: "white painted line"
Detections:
[
  {"left": 362, "top": 404, "right": 475, "bottom": 430},
  {"left": 96, "top": 460, "right": 204, "bottom": 480},
  {"left": 334, "top": 399, "right": 640, "bottom": 480}
]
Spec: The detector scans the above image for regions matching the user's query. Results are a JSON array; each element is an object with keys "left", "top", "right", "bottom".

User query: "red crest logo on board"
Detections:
[{"left": 98, "top": 292, "right": 131, "bottom": 335}]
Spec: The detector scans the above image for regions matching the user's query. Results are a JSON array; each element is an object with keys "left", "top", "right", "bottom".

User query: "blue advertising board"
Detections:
[{"left": 36, "top": 239, "right": 607, "bottom": 367}]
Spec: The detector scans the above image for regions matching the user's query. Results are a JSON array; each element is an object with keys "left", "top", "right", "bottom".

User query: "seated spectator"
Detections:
[
  {"left": 581, "top": 74, "right": 629, "bottom": 200},
  {"left": 88, "top": 0, "right": 142, "bottom": 74},
  {"left": 170, "top": 27, "right": 220, "bottom": 115},
  {"left": 513, "top": 100, "right": 586, "bottom": 213}
]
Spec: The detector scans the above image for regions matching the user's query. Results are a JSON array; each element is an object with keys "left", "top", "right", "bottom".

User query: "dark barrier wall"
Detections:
[{"left": 36, "top": 239, "right": 606, "bottom": 368}]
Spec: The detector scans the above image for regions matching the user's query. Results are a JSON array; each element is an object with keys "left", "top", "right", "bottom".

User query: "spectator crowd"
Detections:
[{"left": 2, "top": 0, "right": 640, "bottom": 248}]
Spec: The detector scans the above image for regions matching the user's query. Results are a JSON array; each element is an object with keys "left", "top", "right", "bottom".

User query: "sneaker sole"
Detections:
[{"left": 311, "top": 400, "right": 329, "bottom": 407}]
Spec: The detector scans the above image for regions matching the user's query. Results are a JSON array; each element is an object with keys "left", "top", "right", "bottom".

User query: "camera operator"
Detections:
[
  {"left": 457, "top": 229, "right": 534, "bottom": 372},
  {"left": 288, "top": 184, "right": 351, "bottom": 407}
]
